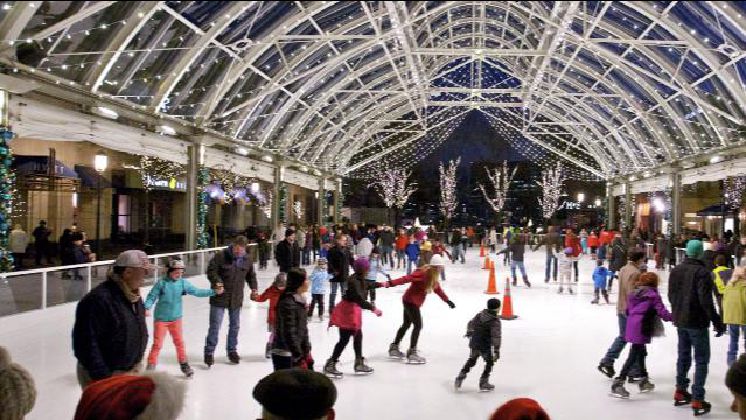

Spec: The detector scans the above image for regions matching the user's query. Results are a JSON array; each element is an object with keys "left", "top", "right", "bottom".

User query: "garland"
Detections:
[
  {"left": 278, "top": 183, "right": 287, "bottom": 225},
  {"left": 0, "top": 127, "right": 14, "bottom": 272},
  {"left": 196, "top": 166, "right": 210, "bottom": 249}
]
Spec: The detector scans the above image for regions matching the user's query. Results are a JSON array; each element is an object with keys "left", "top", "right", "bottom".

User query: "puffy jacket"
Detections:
[
  {"left": 668, "top": 258, "right": 724, "bottom": 330},
  {"left": 592, "top": 266, "right": 610, "bottom": 289},
  {"left": 724, "top": 279, "right": 746, "bottom": 325},
  {"left": 366, "top": 258, "right": 388, "bottom": 281},
  {"left": 395, "top": 235, "right": 409, "bottom": 251},
  {"left": 73, "top": 277, "right": 147, "bottom": 380},
  {"left": 356, "top": 237, "right": 373, "bottom": 258},
  {"left": 609, "top": 240, "right": 627, "bottom": 272},
  {"left": 327, "top": 245, "right": 351, "bottom": 283},
  {"left": 565, "top": 234, "right": 582, "bottom": 258},
  {"left": 255, "top": 285, "right": 284, "bottom": 326},
  {"left": 388, "top": 270, "right": 449, "bottom": 308},
  {"left": 625, "top": 286, "right": 673, "bottom": 344},
  {"left": 207, "top": 248, "right": 257, "bottom": 309},
  {"left": 272, "top": 293, "right": 310, "bottom": 360},
  {"left": 587, "top": 234, "right": 599, "bottom": 248},
  {"left": 467, "top": 309, "right": 502, "bottom": 352},
  {"left": 144, "top": 276, "right": 214, "bottom": 322},
  {"left": 310, "top": 269, "right": 331, "bottom": 294},
  {"left": 405, "top": 243, "right": 420, "bottom": 261}
]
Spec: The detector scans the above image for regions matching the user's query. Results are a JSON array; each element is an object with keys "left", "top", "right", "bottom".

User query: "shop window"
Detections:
[{"left": 118, "top": 195, "right": 131, "bottom": 233}]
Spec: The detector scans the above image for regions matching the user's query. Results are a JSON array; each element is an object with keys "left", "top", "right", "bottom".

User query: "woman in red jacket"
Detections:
[
  {"left": 565, "top": 230, "right": 583, "bottom": 282},
  {"left": 384, "top": 254, "right": 455, "bottom": 364},
  {"left": 588, "top": 231, "right": 600, "bottom": 259},
  {"left": 251, "top": 273, "right": 286, "bottom": 359}
]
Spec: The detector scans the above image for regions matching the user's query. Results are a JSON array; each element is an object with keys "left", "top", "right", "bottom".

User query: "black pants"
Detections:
[
  {"left": 308, "top": 294, "right": 324, "bottom": 317},
  {"left": 12, "top": 252, "right": 23, "bottom": 270},
  {"left": 459, "top": 348, "right": 494, "bottom": 379},
  {"left": 619, "top": 343, "right": 648, "bottom": 379},
  {"left": 366, "top": 282, "right": 376, "bottom": 302},
  {"left": 573, "top": 260, "right": 579, "bottom": 282},
  {"left": 272, "top": 354, "right": 293, "bottom": 371},
  {"left": 393, "top": 303, "right": 422, "bottom": 349},
  {"left": 593, "top": 288, "right": 609, "bottom": 302},
  {"left": 331, "top": 329, "right": 362, "bottom": 360}
]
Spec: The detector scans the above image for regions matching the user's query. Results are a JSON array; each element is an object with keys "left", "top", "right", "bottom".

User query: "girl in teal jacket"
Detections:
[{"left": 145, "top": 258, "right": 222, "bottom": 377}]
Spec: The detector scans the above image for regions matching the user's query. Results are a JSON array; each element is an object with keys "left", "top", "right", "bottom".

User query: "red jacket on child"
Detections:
[
  {"left": 386, "top": 270, "right": 449, "bottom": 308},
  {"left": 255, "top": 285, "right": 283, "bottom": 326}
]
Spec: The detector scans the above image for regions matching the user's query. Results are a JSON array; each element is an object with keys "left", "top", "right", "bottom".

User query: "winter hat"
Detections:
[
  {"left": 686, "top": 240, "right": 704, "bottom": 259},
  {"left": 114, "top": 250, "right": 151, "bottom": 269},
  {"left": 317, "top": 257, "right": 328, "bottom": 265},
  {"left": 167, "top": 258, "right": 185, "bottom": 270},
  {"left": 726, "top": 354, "right": 746, "bottom": 398},
  {"left": 254, "top": 369, "right": 337, "bottom": 419},
  {"left": 74, "top": 372, "right": 185, "bottom": 420},
  {"left": 489, "top": 398, "right": 550, "bottom": 420},
  {"left": 353, "top": 257, "right": 370, "bottom": 273},
  {"left": 273, "top": 272, "right": 287, "bottom": 288},
  {"left": 487, "top": 298, "right": 501, "bottom": 311},
  {"left": 429, "top": 254, "right": 446, "bottom": 267},
  {"left": 420, "top": 241, "right": 432, "bottom": 252},
  {"left": 0, "top": 347, "right": 36, "bottom": 420}
]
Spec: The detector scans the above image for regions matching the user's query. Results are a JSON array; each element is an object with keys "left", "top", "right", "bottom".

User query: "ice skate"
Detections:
[
  {"left": 479, "top": 377, "right": 495, "bottom": 392},
  {"left": 323, "top": 359, "right": 343, "bottom": 378},
  {"left": 265, "top": 342, "right": 271, "bottom": 359},
  {"left": 204, "top": 353, "right": 214, "bottom": 368},
  {"left": 692, "top": 400, "right": 711, "bottom": 416},
  {"left": 557, "top": 287, "right": 564, "bottom": 294},
  {"left": 454, "top": 373, "right": 467, "bottom": 389},
  {"left": 180, "top": 362, "right": 194, "bottom": 378},
  {"left": 638, "top": 377, "right": 654, "bottom": 393},
  {"left": 354, "top": 357, "right": 374, "bottom": 374},
  {"left": 406, "top": 348, "right": 426, "bottom": 364},
  {"left": 145, "top": 363, "right": 156, "bottom": 371},
  {"left": 597, "top": 362, "right": 615, "bottom": 378},
  {"left": 569, "top": 288, "right": 574, "bottom": 295},
  {"left": 228, "top": 351, "right": 240, "bottom": 364},
  {"left": 523, "top": 277, "right": 531, "bottom": 288},
  {"left": 511, "top": 279, "right": 517, "bottom": 287},
  {"left": 388, "top": 343, "right": 405, "bottom": 359},
  {"left": 590, "top": 298, "right": 599, "bottom": 304},
  {"left": 674, "top": 389, "right": 692, "bottom": 406},
  {"left": 610, "top": 378, "right": 630, "bottom": 399}
]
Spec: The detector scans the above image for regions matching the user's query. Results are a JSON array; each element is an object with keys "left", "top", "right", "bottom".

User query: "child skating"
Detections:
[
  {"left": 558, "top": 247, "right": 574, "bottom": 294},
  {"left": 251, "top": 273, "right": 286, "bottom": 358},
  {"left": 455, "top": 298, "right": 502, "bottom": 392},
  {"left": 144, "top": 258, "right": 223, "bottom": 378},
  {"left": 366, "top": 248, "right": 391, "bottom": 305},
  {"left": 308, "top": 258, "right": 331, "bottom": 321},
  {"left": 591, "top": 260, "right": 610, "bottom": 304}
]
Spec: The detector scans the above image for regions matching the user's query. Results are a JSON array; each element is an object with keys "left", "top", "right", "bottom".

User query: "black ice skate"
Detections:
[
  {"left": 597, "top": 362, "right": 615, "bottom": 378},
  {"left": 204, "top": 353, "right": 214, "bottom": 368},
  {"left": 228, "top": 351, "right": 241, "bottom": 364},
  {"left": 265, "top": 342, "right": 271, "bottom": 359},
  {"left": 610, "top": 378, "right": 630, "bottom": 399},
  {"left": 692, "top": 400, "right": 711, "bottom": 416},
  {"left": 523, "top": 277, "right": 531, "bottom": 288},
  {"left": 454, "top": 373, "right": 467, "bottom": 389},
  {"left": 638, "top": 378, "right": 654, "bottom": 393},
  {"left": 388, "top": 343, "right": 405, "bottom": 359},
  {"left": 479, "top": 377, "right": 495, "bottom": 392},
  {"left": 354, "top": 357, "right": 374, "bottom": 374},
  {"left": 674, "top": 389, "right": 692, "bottom": 406},
  {"left": 323, "top": 359, "right": 343, "bottom": 378},
  {"left": 180, "top": 363, "right": 194, "bottom": 378},
  {"left": 406, "top": 348, "right": 426, "bottom": 364}
]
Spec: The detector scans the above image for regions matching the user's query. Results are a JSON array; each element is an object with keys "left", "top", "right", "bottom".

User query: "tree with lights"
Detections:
[
  {"left": 725, "top": 175, "right": 746, "bottom": 236},
  {"left": 369, "top": 163, "right": 418, "bottom": 225},
  {"left": 536, "top": 163, "right": 565, "bottom": 225},
  {"left": 479, "top": 161, "right": 517, "bottom": 224},
  {"left": 439, "top": 158, "right": 460, "bottom": 229},
  {"left": 135, "top": 156, "right": 185, "bottom": 245}
]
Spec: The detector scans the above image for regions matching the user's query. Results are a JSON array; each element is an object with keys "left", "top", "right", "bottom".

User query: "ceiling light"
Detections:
[
  {"left": 710, "top": 155, "right": 723, "bottom": 164},
  {"left": 235, "top": 146, "right": 248, "bottom": 156},
  {"left": 261, "top": 155, "right": 273, "bottom": 163},
  {"left": 156, "top": 125, "right": 176, "bottom": 136},
  {"left": 92, "top": 106, "right": 118, "bottom": 120}
]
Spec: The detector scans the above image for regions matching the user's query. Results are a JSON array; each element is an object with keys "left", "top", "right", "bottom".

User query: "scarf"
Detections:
[{"left": 111, "top": 272, "right": 141, "bottom": 303}]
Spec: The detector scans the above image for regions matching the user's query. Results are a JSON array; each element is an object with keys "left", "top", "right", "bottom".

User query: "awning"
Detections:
[
  {"left": 12, "top": 155, "right": 79, "bottom": 178},
  {"left": 74, "top": 165, "right": 112, "bottom": 188},
  {"left": 696, "top": 203, "right": 726, "bottom": 217}
]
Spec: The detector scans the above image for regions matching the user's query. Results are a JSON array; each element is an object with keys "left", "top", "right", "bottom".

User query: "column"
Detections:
[
  {"left": 624, "top": 182, "right": 632, "bottom": 233},
  {"left": 271, "top": 163, "right": 285, "bottom": 233},
  {"left": 670, "top": 171, "right": 681, "bottom": 235},
  {"left": 184, "top": 143, "right": 198, "bottom": 251},
  {"left": 606, "top": 181, "right": 615, "bottom": 230},
  {"left": 0, "top": 89, "right": 12, "bottom": 272},
  {"left": 333, "top": 177, "right": 342, "bottom": 223},
  {"left": 317, "top": 177, "right": 325, "bottom": 226}
]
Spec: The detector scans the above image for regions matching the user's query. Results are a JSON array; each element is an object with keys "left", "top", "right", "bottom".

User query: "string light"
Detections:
[
  {"left": 537, "top": 163, "right": 565, "bottom": 220},
  {"left": 439, "top": 158, "right": 460, "bottom": 221},
  {"left": 479, "top": 161, "right": 517, "bottom": 215}
]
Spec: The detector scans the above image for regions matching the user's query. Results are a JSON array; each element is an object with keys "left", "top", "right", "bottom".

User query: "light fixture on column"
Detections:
[
  {"left": 653, "top": 197, "right": 665, "bottom": 212},
  {"left": 577, "top": 192, "right": 585, "bottom": 203},
  {"left": 594, "top": 198, "right": 601, "bottom": 207}
]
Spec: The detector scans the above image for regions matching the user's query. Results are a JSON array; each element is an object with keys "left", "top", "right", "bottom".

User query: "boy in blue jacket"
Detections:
[
  {"left": 308, "top": 258, "right": 332, "bottom": 321},
  {"left": 145, "top": 258, "right": 222, "bottom": 377},
  {"left": 405, "top": 237, "right": 420, "bottom": 275},
  {"left": 591, "top": 259, "right": 610, "bottom": 304}
]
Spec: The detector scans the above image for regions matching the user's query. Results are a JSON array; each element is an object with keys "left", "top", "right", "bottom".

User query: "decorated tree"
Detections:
[
  {"left": 369, "top": 163, "right": 418, "bottom": 225},
  {"left": 136, "top": 156, "right": 185, "bottom": 244},
  {"left": 479, "top": 161, "right": 517, "bottom": 223},
  {"left": 439, "top": 158, "right": 460, "bottom": 228},
  {"left": 725, "top": 175, "right": 746, "bottom": 236},
  {"left": 536, "top": 163, "right": 565, "bottom": 224}
]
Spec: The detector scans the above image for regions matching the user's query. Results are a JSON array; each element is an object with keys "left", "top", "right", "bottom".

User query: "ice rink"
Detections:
[{"left": 1, "top": 247, "right": 737, "bottom": 419}]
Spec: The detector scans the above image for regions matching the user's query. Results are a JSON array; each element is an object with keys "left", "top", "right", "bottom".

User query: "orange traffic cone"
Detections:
[
  {"left": 485, "top": 265, "right": 499, "bottom": 295},
  {"left": 480, "top": 244, "right": 486, "bottom": 257},
  {"left": 489, "top": 259, "right": 495, "bottom": 270},
  {"left": 501, "top": 277, "right": 518, "bottom": 320},
  {"left": 483, "top": 256, "right": 490, "bottom": 270}
]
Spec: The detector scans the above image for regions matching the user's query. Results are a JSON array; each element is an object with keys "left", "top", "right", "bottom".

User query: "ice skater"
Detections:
[
  {"left": 308, "top": 258, "right": 331, "bottom": 321},
  {"left": 324, "top": 258, "right": 382, "bottom": 378},
  {"left": 251, "top": 273, "right": 286, "bottom": 358},
  {"left": 144, "top": 258, "right": 222, "bottom": 378},
  {"left": 366, "top": 247, "right": 390, "bottom": 305},
  {"left": 591, "top": 260, "right": 610, "bottom": 304},
  {"left": 384, "top": 254, "right": 455, "bottom": 364},
  {"left": 271, "top": 268, "right": 313, "bottom": 371},
  {"left": 455, "top": 298, "right": 502, "bottom": 392},
  {"left": 558, "top": 247, "right": 575, "bottom": 294}
]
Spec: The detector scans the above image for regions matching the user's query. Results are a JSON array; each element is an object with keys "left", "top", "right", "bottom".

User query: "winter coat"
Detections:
[
  {"left": 73, "top": 277, "right": 147, "bottom": 380},
  {"left": 499, "top": 238, "right": 525, "bottom": 261},
  {"left": 380, "top": 230, "right": 394, "bottom": 248},
  {"left": 668, "top": 258, "right": 724, "bottom": 330},
  {"left": 327, "top": 245, "right": 351, "bottom": 283},
  {"left": 296, "top": 230, "right": 306, "bottom": 249},
  {"left": 565, "top": 234, "right": 582, "bottom": 258},
  {"left": 702, "top": 250, "right": 716, "bottom": 273},
  {"left": 587, "top": 234, "right": 599, "bottom": 248},
  {"left": 310, "top": 269, "right": 331, "bottom": 294},
  {"left": 207, "top": 248, "right": 257, "bottom": 309},
  {"left": 254, "top": 285, "right": 284, "bottom": 326},
  {"left": 73, "top": 245, "right": 89, "bottom": 264},
  {"left": 713, "top": 265, "right": 733, "bottom": 295},
  {"left": 533, "top": 231, "right": 562, "bottom": 256},
  {"left": 593, "top": 266, "right": 610, "bottom": 289},
  {"left": 330, "top": 274, "right": 377, "bottom": 331},
  {"left": 609, "top": 240, "right": 627, "bottom": 272},
  {"left": 616, "top": 262, "right": 641, "bottom": 315},
  {"left": 405, "top": 243, "right": 420, "bottom": 261},
  {"left": 395, "top": 235, "right": 409, "bottom": 251},
  {"left": 450, "top": 230, "right": 462, "bottom": 246},
  {"left": 467, "top": 309, "right": 502, "bottom": 352},
  {"left": 272, "top": 293, "right": 310, "bottom": 360},
  {"left": 624, "top": 286, "right": 672, "bottom": 344},
  {"left": 9, "top": 229, "right": 28, "bottom": 253},
  {"left": 365, "top": 258, "right": 388, "bottom": 281},
  {"left": 357, "top": 237, "right": 373, "bottom": 258},
  {"left": 144, "top": 276, "right": 215, "bottom": 322},
  {"left": 558, "top": 254, "right": 573, "bottom": 277},
  {"left": 599, "top": 230, "right": 613, "bottom": 246},
  {"left": 275, "top": 239, "right": 299, "bottom": 273},
  {"left": 387, "top": 270, "right": 449, "bottom": 308},
  {"left": 724, "top": 280, "right": 746, "bottom": 325}
]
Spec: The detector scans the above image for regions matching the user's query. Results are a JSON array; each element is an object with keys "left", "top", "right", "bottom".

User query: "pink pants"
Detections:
[{"left": 147, "top": 319, "right": 187, "bottom": 365}]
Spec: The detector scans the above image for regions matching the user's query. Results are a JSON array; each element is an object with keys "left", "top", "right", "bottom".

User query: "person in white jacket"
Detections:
[
  {"left": 9, "top": 224, "right": 29, "bottom": 270},
  {"left": 356, "top": 236, "right": 373, "bottom": 259}
]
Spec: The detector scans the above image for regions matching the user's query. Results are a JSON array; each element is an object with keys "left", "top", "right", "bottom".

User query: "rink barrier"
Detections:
[{"left": 0, "top": 245, "right": 258, "bottom": 314}]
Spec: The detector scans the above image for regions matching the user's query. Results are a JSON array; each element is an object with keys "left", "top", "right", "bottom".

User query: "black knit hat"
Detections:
[
  {"left": 487, "top": 298, "right": 501, "bottom": 310},
  {"left": 253, "top": 368, "right": 336, "bottom": 419},
  {"left": 726, "top": 354, "right": 746, "bottom": 397}
]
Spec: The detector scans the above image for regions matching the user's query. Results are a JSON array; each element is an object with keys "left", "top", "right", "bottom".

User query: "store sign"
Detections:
[
  {"left": 147, "top": 176, "right": 186, "bottom": 191},
  {"left": 559, "top": 201, "right": 581, "bottom": 210}
]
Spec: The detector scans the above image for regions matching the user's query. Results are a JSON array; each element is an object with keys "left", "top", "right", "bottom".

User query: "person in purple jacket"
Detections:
[{"left": 610, "top": 271, "right": 673, "bottom": 399}]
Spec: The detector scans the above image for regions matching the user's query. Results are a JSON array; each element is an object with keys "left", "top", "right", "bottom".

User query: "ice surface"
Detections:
[{"left": 1, "top": 248, "right": 737, "bottom": 419}]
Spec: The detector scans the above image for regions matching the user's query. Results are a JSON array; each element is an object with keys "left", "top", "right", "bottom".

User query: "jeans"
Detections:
[
  {"left": 406, "top": 258, "right": 418, "bottom": 275},
  {"left": 728, "top": 324, "right": 746, "bottom": 366},
  {"left": 204, "top": 306, "right": 241, "bottom": 355},
  {"left": 329, "top": 281, "right": 348, "bottom": 314},
  {"left": 396, "top": 250, "right": 406, "bottom": 267},
  {"left": 302, "top": 248, "right": 310, "bottom": 265},
  {"left": 393, "top": 303, "right": 422, "bottom": 349},
  {"left": 676, "top": 327, "right": 711, "bottom": 401},
  {"left": 380, "top": 246, "right": 393, "bottom": 268},
  {"left": 511, "top": 260, "right": 527, "bottom": 282},
  {"left": 608, "top": 270, "right": 617, "bottom": 290},
  {"left": 451, "top": 245, "right": 465, "bottom": 263},
  {"left": 545, "top": 253, "right": 557, "bottom": 281},
  {"left": 572, "top": 260, "right": 579, "bottom": 281},
  {"left": 601, "top": 314, "right": 641, "bottom": 375}
]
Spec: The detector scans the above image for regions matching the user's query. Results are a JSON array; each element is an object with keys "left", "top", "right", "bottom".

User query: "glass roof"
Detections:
[{"left": 2, "top": 1, "right": 745, "bottom": 179}]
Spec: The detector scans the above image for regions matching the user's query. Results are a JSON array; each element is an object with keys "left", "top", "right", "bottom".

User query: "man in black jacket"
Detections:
[
  {"left": 451, "top": 228, "right": 464, "bottom": 264},
  {"left": 271, "top": 268, "right": 311, "bottom": 371},
  {"left": 276, "top": 229, "right": 299, "bottom": 273},
  {"left": 669, "top": 239, "right": 726, "bottom": 415},
  {"left": 73, "top": 250, "right": 151, "bottom": 387},
  {"left": 203, "top": 236, "right": 258, "bottom": 366},
  {"left": 327, "top": 234, "right": 351, "bottom": 314},
  {"left": 379, "top": 225, "right": 395, "bottom": 269},
  {"left": 532, "top": 226, "right": 562, "bottom": 282}
]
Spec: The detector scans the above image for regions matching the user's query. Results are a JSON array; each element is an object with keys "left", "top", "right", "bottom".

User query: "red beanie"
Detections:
[{"left": 490, "top": 398, "right": 550, "bottom": 420}]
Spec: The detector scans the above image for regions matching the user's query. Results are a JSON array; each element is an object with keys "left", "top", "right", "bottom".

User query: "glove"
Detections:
[
  {"left": 447, "top": 300, "right": 456, "bottom": 309},
  {"left": 373, "top": 308, "right": 383, "bottom": 317},
  {"left": 493, "top": 348, "right": 500, "bottom": 360},
  {"left": 385, "top": 281, "right": 391, "bottom": 288}
]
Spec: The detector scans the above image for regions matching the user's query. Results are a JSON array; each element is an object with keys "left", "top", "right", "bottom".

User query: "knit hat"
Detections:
[
  {"left": 429, "top": 254, "right": 446, "bottom": 267},
  {"left": 489, "top": 398, "right": 550, "bottom": 420},
  {"left": 317, "top": 257, "right": 327, "bottom": 265},
  {"left": 253, "top": 368, "right": 337, "bottom": 420},
  {"left": 0, "top": 347, "right": 36, "bottom": 420},
  {"left": 487, "top": 298, "right": 501, "bottom": 311},
  {"left": 167, "top": 258, "right": 185, "bottom": 270},
  {"left": 353, "top": 257, "right": 370, "bottom": 273},
  {"left": 273, "top": 272, "right": 287, "bottom": 288},
  {"left": 114, "top": 250, "right": 151, "bottom": 269},
  {"left": 74, "top": 372, "right": 185, "bottom": 420},
  {"left": 686, "top": 240, "right": 704, "bottom": 259},
  {"left": 727, "top": 354, "right": 746, "bottom": 398}
]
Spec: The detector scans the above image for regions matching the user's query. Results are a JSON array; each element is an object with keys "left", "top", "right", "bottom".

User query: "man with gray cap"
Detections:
[{"left": 72, "top": 250, "right": 151, "bottom": 387}]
